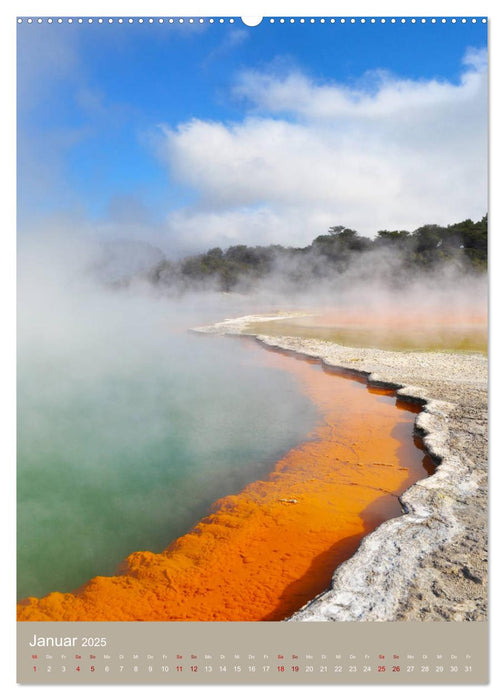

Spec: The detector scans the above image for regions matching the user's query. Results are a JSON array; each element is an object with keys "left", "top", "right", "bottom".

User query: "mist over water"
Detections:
[
  {"left": 17, "top": 228, "right": 487, "bottom": 601},
  {"left": 17, "top": 234, "right": 319, "bottom": 599}
]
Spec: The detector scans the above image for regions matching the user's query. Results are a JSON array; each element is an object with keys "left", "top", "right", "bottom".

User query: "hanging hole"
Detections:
[{"left": 241, "top": 17, "right": 263, "bottom": 27}]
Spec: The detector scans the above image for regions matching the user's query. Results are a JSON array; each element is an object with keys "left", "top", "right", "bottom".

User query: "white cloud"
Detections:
[
  {"left": 158, "top": 48, "right": 487, "bottom": 250},
  {"left": 233, "top": 51, "right": 486, "bottom": 120}
]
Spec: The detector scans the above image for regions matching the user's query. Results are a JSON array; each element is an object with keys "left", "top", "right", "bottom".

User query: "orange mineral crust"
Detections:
[{"left": 17, "top": 345, "right": 433, "bottom": 622}]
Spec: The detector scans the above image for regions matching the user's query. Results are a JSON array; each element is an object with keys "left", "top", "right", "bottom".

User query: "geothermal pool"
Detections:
[
  {"left": 247, "top": 308, "right": 487, "bottom": 353},
  {"left": 18, "top": 334, "right": 433, "bottom": 622},
  {"left": 17, "top": 332, "right": 319, "bottom": 601}
]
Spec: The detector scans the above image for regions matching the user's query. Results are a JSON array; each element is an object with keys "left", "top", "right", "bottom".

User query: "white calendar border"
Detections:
[{"left": 3, "top": 1, "right": 502, "bottom": 698}]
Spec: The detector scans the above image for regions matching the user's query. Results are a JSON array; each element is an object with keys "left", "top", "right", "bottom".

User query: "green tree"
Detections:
[{"left": 376, "top": 230, "right": 411, "bottom": 243}]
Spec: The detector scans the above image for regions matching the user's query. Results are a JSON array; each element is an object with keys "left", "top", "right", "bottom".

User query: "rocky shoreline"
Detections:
[{"left": 195, "top": 315, "right": 488, "bottom": 622}]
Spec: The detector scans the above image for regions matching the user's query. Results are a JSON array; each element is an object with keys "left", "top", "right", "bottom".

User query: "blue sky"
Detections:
[{"left": 17, "top": 17, "right": 488, "bottom": 253}]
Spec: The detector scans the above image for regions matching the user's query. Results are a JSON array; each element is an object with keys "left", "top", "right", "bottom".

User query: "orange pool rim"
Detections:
[{"left": 17, "top": 341, "right": 434, "bottom": 622}]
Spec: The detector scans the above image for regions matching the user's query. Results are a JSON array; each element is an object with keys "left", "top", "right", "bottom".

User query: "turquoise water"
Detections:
[{"left": 17, "top": 308, "right": 318, "bottom": 600}]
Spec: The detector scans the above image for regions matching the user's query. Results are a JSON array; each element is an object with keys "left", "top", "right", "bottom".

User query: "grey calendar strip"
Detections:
[{"left": 18, "top": 622, "right": 488, "bottom": 684}]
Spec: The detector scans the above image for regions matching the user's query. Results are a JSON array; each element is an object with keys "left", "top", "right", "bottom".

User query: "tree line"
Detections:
[{"left": 143, "top": 215, "right": 487, "bottom": 293}]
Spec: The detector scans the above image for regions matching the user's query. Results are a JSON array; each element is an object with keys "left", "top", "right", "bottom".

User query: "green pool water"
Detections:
[{"left": 17, "top": 318, "right": 318, "bottom": 600}]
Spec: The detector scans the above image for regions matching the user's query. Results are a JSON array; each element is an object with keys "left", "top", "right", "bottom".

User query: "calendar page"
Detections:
[{"left": 16, "top": 10, "right": 488, "bottom": 686}]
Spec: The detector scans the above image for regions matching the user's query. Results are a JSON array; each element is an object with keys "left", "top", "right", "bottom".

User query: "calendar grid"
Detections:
[{"left": 18, "top": 621, "right": 488, "bottom": 684}]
